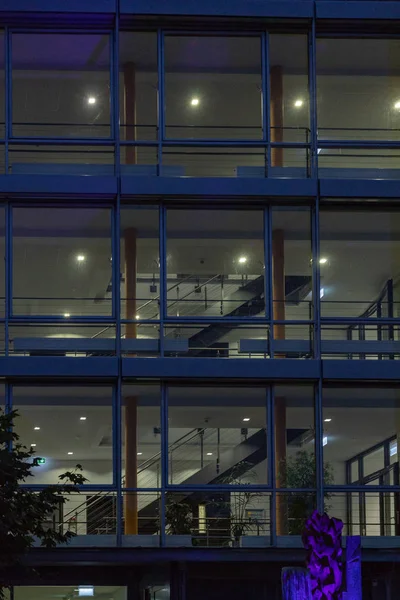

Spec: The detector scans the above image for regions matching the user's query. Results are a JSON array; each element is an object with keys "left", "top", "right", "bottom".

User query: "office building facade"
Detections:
[{"left": 1, "top": 0, "right": 400, "bottom": 598}]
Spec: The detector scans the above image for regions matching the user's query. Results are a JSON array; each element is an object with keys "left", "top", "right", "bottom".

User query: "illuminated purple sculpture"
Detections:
[{"left": 302, "top": 510, "right": 344, "bottom": 600}]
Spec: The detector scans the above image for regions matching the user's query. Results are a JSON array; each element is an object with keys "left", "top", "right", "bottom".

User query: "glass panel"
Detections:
[
  {"left": 166, "top": 208, "right": 265, "bottom": 319},
  {"left": 164, "top": 36, "right": 262, "bottom": 140},
  {"left": 166, "top": 491, "right": 271, "bottom": 547},
  {"left": 14, "top": 589, "right": 127, "bottom": 600},
  {"left": 277, "top": 492, "right": 316, "bottom": 535},
  {"left": 167, "top": 386, "right": 268, "bottom": 485},
  {"left": 323, "top": 386, "right": 400, "bottom": 485},
  {"left": 269, "top": 34, "right": 310, "bottom": 145},
  {"left": 121, "top": 206, "right": 160, "bottom": 322},
  {"left": 13, "top": 206, "right": 112, "bottom": 317},
  {"left": 119, "top": 32, "right": 158, "bottom": 142},
  {"left": 0, "top": 206, "right": 5, "bottom": 318},
  {"left": 317, "top": 38, "right": 400, "bottom": 142},
  {"left": 122, "top": 383, "right": 161, "bottom": 488},
  {"left": 12, "top": 33, "right": 111, "bottom": 138},
  {"left": 13, "top": 385, "right": 113, "bottom": 485},
  {"left": 122, "top": 492, "right": 161, "bottom": 537},
  {"left": 271, "top": 207, "right": 312, "bottom": 325},
  {"left": 318, "top": 147, "right": 400, "bottom": 179},
  {"left": 8, "top": 144, "right": 114, "bottom": 175},
  {"left": 162, "top": 146, "right": 265, "bottom": 178},
  {"left": 320, "top": 209, "right": 400, "bottom": 320},
  {"left": 0, "top": 30, "right": 4, "bottom": 138}
]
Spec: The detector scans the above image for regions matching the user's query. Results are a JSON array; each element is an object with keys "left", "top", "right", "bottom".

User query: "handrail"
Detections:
[
  {"left": 62, "top": 427, "right": 205, "bottom": 524},
  {"left": 167, "top": 274, "right": 221, "bottom": 310}
]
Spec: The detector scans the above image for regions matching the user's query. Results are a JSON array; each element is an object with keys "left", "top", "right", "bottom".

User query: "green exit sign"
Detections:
[{"left": 34, "top": 457, "right": 46, "bottom": 465}]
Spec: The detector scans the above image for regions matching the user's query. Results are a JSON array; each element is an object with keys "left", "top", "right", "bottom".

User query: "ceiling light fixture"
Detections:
[
  {"left": 190, "top": 97, "right": 200, "bottom": 107},
  {"left": 324, "top": 418, "right": 332, "bottom": 423},
  {"left": 64, "top": 313, "right": 71, "bottom": 318},
  {"left": 137, "top": 452, "right": 143, "bottom": 456},
  {"left": 80, "top": 416, "right": 87, "bottom": 421},
  {"left": 87, "top": 97, "right": 96, "bottom": 105},
  {"left": 34, "top": 426, "right": 40, "bottom": 431},
  {"left": 31, "top": 443, "right": 37, "bottom": 447},
  {"left": 323, "top": 436, "right": 328, "bottom": 446},
  {"left": 67, "top": 452, "right": 74, "bottom": 455},
  {"left": 320, "top": 287, "right": 325, "bottom": 299},
  {"left": 76, "top": 254, "right": 86, "bottom": 262},
  {"left": 243, "top": 417, "right": 250, "bottom": 422},
  {"left": 319, "top": 258, "right": 328, "bottom": 264},
  {"left": 135, "top": 315, "right": 140, "bottom": 320},
  {"left": 206, "top": 452, "right": 213, "bottom": 456},
  {"left": 294, "top": 99, "right": 304, "bottom": 108},
  {"left": 79, "top": 587, "right": 94, "bottom": 598},
  {"left": 395, "top": 101, "right": 400, "bottom": 110},
  {"left": 238, "top": 256, "right": 247, "bottom": 264}
]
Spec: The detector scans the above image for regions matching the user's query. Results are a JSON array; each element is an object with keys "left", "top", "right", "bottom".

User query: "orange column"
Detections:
[
  {"left": 124, "top": 62, "right": 137, "bottom": 165},
  {"left": 124, "top": 228, "right": 138, "bottom": 534},
  {"left": 270, "top": 65, "right": 283, "bottom": 168},
  {"left": 273, "top": 229, "right": 287, "bottom": 536}
]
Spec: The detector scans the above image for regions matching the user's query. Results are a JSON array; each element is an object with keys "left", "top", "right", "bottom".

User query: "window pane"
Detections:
[
  {"left": 15, "top": 588, "right": 127, "bottom": 600},
  {"left": 13, "top": 385, "right": 113, "bottom": 485},
  {"left": 269, "top": 34, "right": 309, "bottom": 145},
  {"left": 323, "top": 386, "right": 399, "bottom": 486},
  {"left": 0, "top": 30, "right": 4, "bottom": 139},
  {"left": 272, "top": 207, "right": 312, "bottom": 325},
  {"left": 166, "top": 209, "right": 265, "bottom": 324},
  {"left": 164, "top": 36, "right": 262, "bottom": 140},
  {"left": 13, "top": 206, "right": 112, "bottom": 317},
  {"left": 167, "top": 386, "right": 268, "bottom": 485},
  {"left": 121, "top": 206, "right": 160, "bottom": 325},
  {"left": 320, "top": 208, "right": 400, "bottom": 319},
  {"left": 317, "top": 38, "right": 400, "bottom": 142},
  {"left": 12, "top": 33, "right": 110, "bottom": 137},
  {"left": 120, "top": 32, "right": 158, "bottom": 144}
]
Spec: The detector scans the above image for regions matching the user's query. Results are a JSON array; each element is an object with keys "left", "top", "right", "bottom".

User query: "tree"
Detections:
[
  {"left": 0, "top": 409, "right": 87, "bottom": 598},
  {"left": 280, "top": 449, "right": 334, "bottom": 534}
]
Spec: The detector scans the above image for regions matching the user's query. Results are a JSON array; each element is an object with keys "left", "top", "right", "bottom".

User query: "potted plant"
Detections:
[
  {"left": 165, "top": 496, "right": 193, "bottom": 547},
  {"left": 211, "top": 462, "right": 267, "bottom": 547},
  {"left": 280, "top": 450, "right": 334, "bottom": 535}
]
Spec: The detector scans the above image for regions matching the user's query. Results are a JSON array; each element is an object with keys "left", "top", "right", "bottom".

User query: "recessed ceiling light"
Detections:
[
  {"left": 76, "top": 255, "right": 86, "bottom": 262},
  {"left": 87, "top": 97, "right": 96, "bottom": 105},
  {"left": 67, "top": 452, "right": 74, "bottom": 455},
  {"left": 34, "top": 426, "right": 40, "bottom": 431},
  {"left": 238, "top": 256, "right": 247, "bottom": 264},
  {"left": 137, "top": 452, "right": 143, "bottom": 456},
  {"left": 63, "top": 313, "right": 71, "bottom": 318},
  {"left": 324, "top": 418, "right": 332, "bottom": 422},
  {"left": 294, "top": 99, "right": 304, "bottom": 108},
  {"left": 243, "top": 417, "right": 250, "bottom": 422},
  {"left": 31, "top": 443, "right": 37, "bottom": 447},
  {"left": 319, "top": 258, "right": 328, "bottom": 264},
  {"left": 206, "top": 452, "right": 213, "bottom": 456},
  {"left": 79, "top": 587, "right": 94, "bottom": 598},
  {"left": 80, "top": 416, "right": 87, "bottom": 421},
  {"left": 190, "top": 97, "right": 200, "bottom": 107},
  {"left": 135, "top": 315, "right": 140, "bottom": 320},
  {"left": 395, "top": 101, "right": 400, "bottom": 110}
]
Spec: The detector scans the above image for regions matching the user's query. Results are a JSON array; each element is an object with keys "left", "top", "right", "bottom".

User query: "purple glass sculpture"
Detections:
[{"left": 302, "top": 510, "right": 344, "bottom": 600}]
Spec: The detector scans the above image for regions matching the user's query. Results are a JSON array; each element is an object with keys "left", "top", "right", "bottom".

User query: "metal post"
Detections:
[{"left": 315, "top": 380, "right": 324, "bottom": 514}]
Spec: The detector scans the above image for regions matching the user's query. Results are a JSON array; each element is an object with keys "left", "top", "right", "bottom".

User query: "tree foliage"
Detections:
[{"left": 0, "top": 409, "right": 87, "bottom": 597}]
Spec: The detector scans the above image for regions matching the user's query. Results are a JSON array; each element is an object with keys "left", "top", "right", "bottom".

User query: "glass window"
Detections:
[
  {"left": 274, "top": 384, "right": 315, "bottom": 535},
  {"left": 13, "top": 385, "right": 113, "bottom": 485},
  {"left": 320, "top": 208, "right": 400, "bottom": 320},
  {"left": 0, "top": 30, "right": 4, "bottom": 139},
  {"left": 164, "top": 36, "right": 262, "bottom": 140},
  {"left": 12, "top": 206, "right": 112, "bottom": 317},
  {"left": 166, "top": 208, "right": 265, "bottom": 324},
  {"left": 121, "top": 206, "right": 159, "bottom": 325},
  {"left": 167, "top": 385, "right": 268, "bottom": 485},
  {"left": 271, "top": 207, "right": 312, "bottom": 326},
  {"left": 269, "top": 34, "right": 309, "bottom": 146},
  {"left": 119, "top": 32, "right": 158, "bottom": 145},
  {"left": 12, "top": 33, "right": 111, "bottom": 138},
  {"left": 322, "top": 386, "right": 400, "bottom": 486},
  {"left": 317, "top": 38, "right": 400, "bottom": 142},
  {"left": 15, "top": 588, "right": 127, "bottom": 600}
]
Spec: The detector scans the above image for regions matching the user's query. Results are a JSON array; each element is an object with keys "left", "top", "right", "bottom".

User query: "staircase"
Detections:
[{"left": 60, "top": 427, "right": 267, "bottom": 536}]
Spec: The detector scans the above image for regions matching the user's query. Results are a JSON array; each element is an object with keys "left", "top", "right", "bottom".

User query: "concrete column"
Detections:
[
  {"left": 270, "top": 65, "right": 283, "bottom": 168},
  {"left": 125, "top": 227, "right": 138, "bottom": 534},
  {"left": 273, "top": 228, "right": 287, "bottom": 535},
  {"left": 124, "top": 61, "right": 137, "bottom": 165}
]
